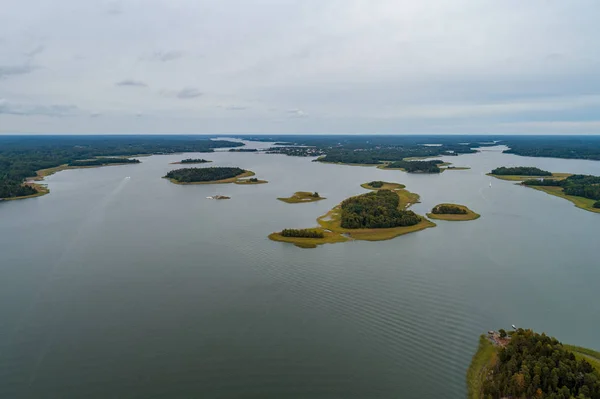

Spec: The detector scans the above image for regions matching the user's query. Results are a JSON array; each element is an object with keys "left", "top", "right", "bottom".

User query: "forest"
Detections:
[
  {"left": 340, "top": 190, "right": 421, "bottom": 229},
  {"left": 502, "top": 135, "right": 600, "bottom": 160},
  {"left": 68, "top": 158, "right": 140, "bottom": 167},
  {"left": 524, "top": 175, "right": 600, "bottom": 201},
  {"left": 229, "top": 148, "right": 258, "bottom": 152},
  {"left": 368, "top": 181, "right": 384, "bottom": 188},
  {"left": 280, "top": 229, "right": 324, "bottom": 238},
  {"left": 180, "top": 158, "right": 210, "bottom": 164},
  {"left": 482, "top": 329, "right": 600, "bottom": 398},
  {"left": 164, "top": 167, "right": 246, "bottom": 183},
  {"left": 431, "top": 204, "right": 467, "bottom": 214},
  {"left": 384, "top": 160, "right": 443, "bottom": 173},
  {"left": 491, "top": 166, "right": 552, "bottom": 176},
  {"left": 0, "top": 136, "right": 242, "bottom": 199}
]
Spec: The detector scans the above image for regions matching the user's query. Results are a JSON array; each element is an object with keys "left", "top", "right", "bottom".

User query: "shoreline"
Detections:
[{"left": 427, "top": 204, "right": 480, "bottom": 221}]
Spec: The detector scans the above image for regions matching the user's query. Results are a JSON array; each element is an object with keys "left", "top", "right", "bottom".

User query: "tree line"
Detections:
[
  {"left": 68, "top": 158, "right": 140, "bottom": 167},
  {"left": 431, "top": 204, "right": 467, "bottom": 214},
  {"left": 368, "top": 181, "right": 384, "bottom": 188},
  {"left": 0, "top": 136, "right": 242, "bottom": 199},
  {"left": 280, "top": 229, "right": 324, "bottom": 238},
  {"left": 340, "top": 189, "right": 421, "bottom": 229},
  {"left": 524, "top": 174, "right": 600, "bottom": 201},
  {"left": 491, "top": 166, "right": 552, "bottom": 176},
  {"left": 164, "top": 167, "right": 246, "bottom": 183},
  {"left": 483, "top": 329, "right": 600, "bottom": 398}
]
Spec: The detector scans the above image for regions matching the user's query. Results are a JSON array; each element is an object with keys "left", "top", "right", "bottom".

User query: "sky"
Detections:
[{"left": 1, "top": 0, "right": 599, "bottom": 135}]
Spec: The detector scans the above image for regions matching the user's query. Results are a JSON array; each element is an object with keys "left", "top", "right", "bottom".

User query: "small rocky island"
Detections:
[
  {"left": 269, "top": 182, "right": 435, "bottom": 248},
  {"left": 170, "top": 158, "right": 212, "bottom": 165},
  {"left": 427, "top": 203, "right": 480, "bottom": 221},
  {"left": 277, "top": 191, "right": 324, "bottom": 203},
  {"left": 164, "top": 167, "right": 255, "bottom": 184},
  {"left": 235, "top": 177, "right": 268, "bottom": 185}
]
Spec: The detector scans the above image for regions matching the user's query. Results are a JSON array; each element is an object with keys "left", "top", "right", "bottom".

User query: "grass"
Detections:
[
  {"left": 427, "top": 203, "right": 481, "bottom": 221},
  {"left": 277, "top": 191, "right": 325, "bottom": 203},
  {"left": 360, "top": 181, "right": 406, "bottom": 190},
  {"left": 467, "top": 335, "right": 497, "bottom": 399},
  {"left": 564, "top": 345, "right": 600, "bottom": 372},
  {"left": 165, "top": 170, "right": 256, "bottom": 185},
  {"left": 269, "top": 184, "right": 435, "bottom": 248},
  {"left": 268, "top": 229, "right": 349, "bottom": 249},
  {"left": 487, "top": 172, "right": 571, "bottom": 182},
  {"left": 525, "top": 185, "right": 600, "bottom": 214}
]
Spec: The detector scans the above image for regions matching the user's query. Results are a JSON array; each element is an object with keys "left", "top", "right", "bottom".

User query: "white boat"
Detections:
[{"left": 512, "top": 324, "right": 517, "bottom": 329}]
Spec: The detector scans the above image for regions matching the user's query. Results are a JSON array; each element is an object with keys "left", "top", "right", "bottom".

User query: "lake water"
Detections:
[{"left": 1, "top": 140, "right": 599, "bottom": 398}]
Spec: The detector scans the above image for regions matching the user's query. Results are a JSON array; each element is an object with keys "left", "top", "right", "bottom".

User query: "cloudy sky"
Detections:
[{"left": 1, "top": 0, "right": 599, "bottom": 134}]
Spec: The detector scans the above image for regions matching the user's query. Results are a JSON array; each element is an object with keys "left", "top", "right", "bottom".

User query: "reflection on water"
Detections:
[{"left": 0, "top": 141, "right": 599, "bottom": 398}]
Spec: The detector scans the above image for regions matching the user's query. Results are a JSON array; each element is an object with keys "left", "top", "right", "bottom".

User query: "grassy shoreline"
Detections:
[
  {"left": 467, "top": 335, "right": 496, "bottom": 399},
  {"left": 487, "top": 172, "right": 571, "bottom": 182},
  {"left": 427, "top": 204, "right": 480, "bottom": 221},
  {"left": 526, "top": 185, "right": 600, "bottom": 214}
]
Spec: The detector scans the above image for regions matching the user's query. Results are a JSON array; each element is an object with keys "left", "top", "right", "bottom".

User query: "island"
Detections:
[
  {"left": 170, "top": 158, "right": 211, "bottom": 164},
  {"left": 468, "top": 328, "right": 600, "bottom": 399},
  {"left": 235, "top": 177, "right": 268, "bottom": 185},
  {"left": 522, "top": 174, "right": 600, "bottom": 213},
  {"left": 426, "top": 203, "right": 480, "bottom": 221},
  {"left": 277, "top": 191, "right": 324, "bottom": 203},
  {"left": 487, "top": 166, "right": 569, "bottom": 181},
  {"left": 163, "top": 167, "right": 255, "bottom": 184},
  {"left": 229, "top": 148, "right": 259, "bottom": 152},
  {"left": 380, "top": 160, "right": 444, "bottom": 173},
  {"left": 269, "top": 183, "right": 435, "bottom": 248},
  {"left": 361, "top": 181, "right": 405, "bottom": 190}
]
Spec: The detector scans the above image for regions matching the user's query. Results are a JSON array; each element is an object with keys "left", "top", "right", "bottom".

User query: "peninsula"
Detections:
[
  {"left": 522, "top": 174, "right": 600, "bottom": 213},
  {"left": 277, "top": 191, "right": 324, "bottom": 203},
  {"left": 427, "top": 203, "right": 480, "bottom": 221},
  {"left": 164, "top": 167, "right": 255, "bottom": 184},
  {"left": 269, "top": 183, "right": 435, "bottom": 248},
  {"left": 170, "top": 158, "right": 211, "bottom": 164},
  {"left": 488, "top": 166, "right": 569, "bottom": 181},
  {"left": 468, "top": 329, "right": 600, "bottom": 399}
]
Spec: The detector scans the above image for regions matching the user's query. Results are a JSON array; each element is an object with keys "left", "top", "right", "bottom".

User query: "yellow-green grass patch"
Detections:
[
  {"left": 234, "top": 178, "right": 268, "bottom": 185},
  {"left": 277, "top": 191, "right": 325, "bottom": 203},
  {"left": 524, "top": 186, "right": 600, "bottom": 214},
  {"left": 268, "top": 229, "right": 349, "bottom": 249},
  {"left": 467, "top": 335, "right": 497, "bottom": 399},
  {"left": 165, "top": 170, "right": 256, "bottom": 185},
  {"left": 564, "top": 345, "right": 600, "bottom": 372},
  {"left": 427, "top": 203, "right": 480, "bottom": 221}
]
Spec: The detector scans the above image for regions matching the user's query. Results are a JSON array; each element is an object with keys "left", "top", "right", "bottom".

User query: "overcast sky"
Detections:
[{"left": 1, "top": 0, "right": 599, "bottom": 134}]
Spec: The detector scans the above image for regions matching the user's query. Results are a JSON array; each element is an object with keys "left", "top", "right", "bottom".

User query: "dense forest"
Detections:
[
  {"left": 431, "top": 204, "right": 467, "bottom": 214},
  {"left": 280, "top": 229, "right": 324, "bottom": 238},
  {"left": 524, "top": 175, "right": 600, "bottom": 201},
  {"left": 491, "top": 166, "right": 552, "bottom": 176},
  {"left": 384, "top": 160, "right": 443, "bottom": 173},
  {"left": 0, "top": 136, "right": 242, "bottom": 199},
  {"left": 482, "top": 329, "right": 600, "bottom": 398},
  {"left": 180, "top": 158, "right": 210, "bottom": 164},
  {"left": 340, "top": 190, "right": 421, "bottom": 229},
  {"left": 164, "top": 167, "right": 246, "bottom": 183},
  {"left": 368, "top": 181, "right": 384, "bottom": 188},
  {"left": 242, "top": 134, "right": 600, "bottom": 162},
  {"left": 68, "top": 158, "right": 140, "bottom": 167},
  {"left": 229, "top": 148, "right": 259, "bottom": 152}
]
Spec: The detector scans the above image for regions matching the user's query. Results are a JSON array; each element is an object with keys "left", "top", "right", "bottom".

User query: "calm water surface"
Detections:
[{"left": 1, "top": 140, "right": 599, "bottom": 398}]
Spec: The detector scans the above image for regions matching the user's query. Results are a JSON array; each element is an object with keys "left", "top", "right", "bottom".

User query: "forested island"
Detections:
[
  {"left": 277, "top": 191, "right": 324, "bottom": 203},
  {"left": 171, "top": 158, "right": 211, "bottom": 164},
  {"left": 361, "top": 181, "right": 406, "bottom": 190},
  {"left": 522, "top": 174, "right": 600, "bottom": 213},
  {"left": 382, "top": 160, "right": 444, "bottom": 173},
  {"left": 229, "top": 148, "right": 259, "bottom": 152},
  {"left": 488, "top": 166, "right": 570, "bottom": 182},
  {"left": 0, "top": 135, "right": 242, "bottom": 200},
  {"left": 468, "top": 329, "right": 600, "bottom": 399},
  {"left": 269, "top": 183, "right": 435, "bottom": 248},
  {"left": 427, "top": 203, "right": 480, "bottom": 221},
  {"left": 164, "top": 167, "right": 254, "bottom": 184}
]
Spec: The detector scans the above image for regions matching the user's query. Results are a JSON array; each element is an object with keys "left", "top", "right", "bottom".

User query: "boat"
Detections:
[{"left": 512, "top": 324, "right": 517, "bottom": 329}]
